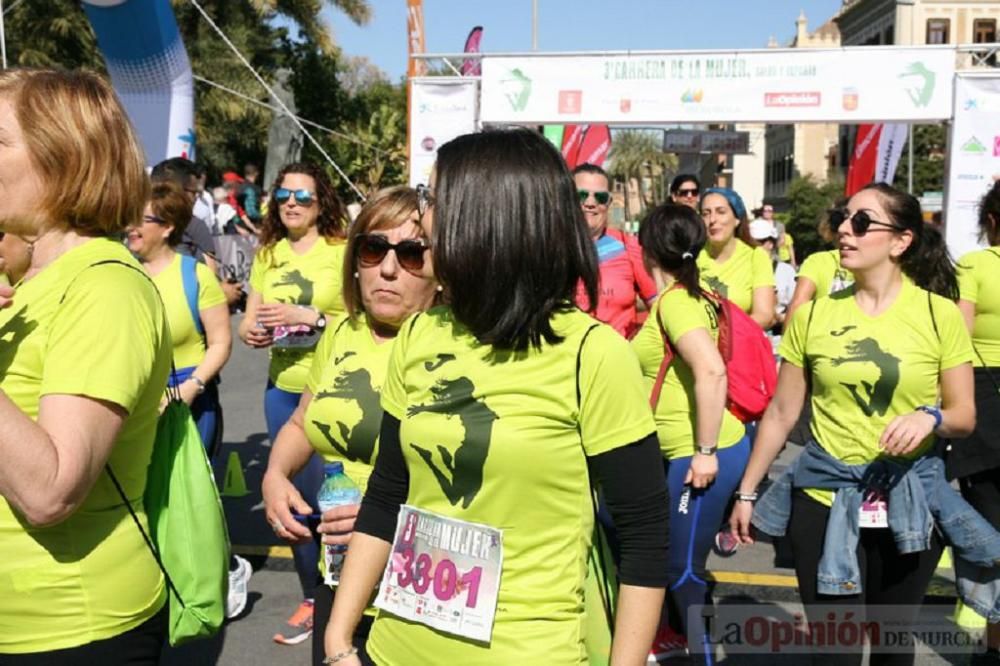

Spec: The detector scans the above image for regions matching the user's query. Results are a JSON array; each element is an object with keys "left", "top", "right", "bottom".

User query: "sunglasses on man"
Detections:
[
  {"left": 829, "top": 208, "right": 906, "bottom": 236},
  {"left": 274, "top": 188, "right": 316, "bottom": 206},
  {"left": 356, "top": 234, "right": 430, "bottom": 272},
  {"left": 578, "top": 189, "right": 611, "bottom": 206},
  {"left": 675, "top": 188, "right": 699, "bottom": 198}
]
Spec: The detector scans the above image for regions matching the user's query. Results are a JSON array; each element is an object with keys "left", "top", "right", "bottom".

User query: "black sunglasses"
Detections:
[
  {"left": 274, "top": 188, "right": 316, "bottom": 206},
  {"left": 416, "top": 184, "right": 435, "bottom": 217},
  {"left": 829, "top": 208, "right": 905, "bottom": 236},
  {"left": 578, "top": 189, "right": 611, "bottom": 206},
  {"left": 356, "top": 234, "right": 429, "bottom": 272},
  {"left": 675, "top": 187, "right": 700, "bottom": 197}
]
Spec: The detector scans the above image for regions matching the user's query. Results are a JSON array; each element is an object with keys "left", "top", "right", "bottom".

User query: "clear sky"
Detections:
[{"left": 323, "top": 0, "right": 846, "bottom": 81}]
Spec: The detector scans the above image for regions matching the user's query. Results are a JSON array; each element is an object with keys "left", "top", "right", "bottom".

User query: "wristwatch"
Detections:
[
  {"left": 314, "top": 312, "right": 327, "bottom": 330},
  {"left": 695, "top": 444, "right": 718, "bottom": 456},
  {"left": 916, "top": 405, "right": 943, "bottom": 430}
]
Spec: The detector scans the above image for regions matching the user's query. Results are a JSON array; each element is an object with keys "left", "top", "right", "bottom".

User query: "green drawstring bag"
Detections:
[{"left": 107, "top": 398, "right": 229, "bottom": 646}]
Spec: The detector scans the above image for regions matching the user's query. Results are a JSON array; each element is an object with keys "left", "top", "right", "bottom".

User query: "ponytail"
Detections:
[
  {"left": 900, "top": 222, "right": 959, "bottom": 301},
  {"left": 638, "top": 204, "right": 706, "bottom": 299}
]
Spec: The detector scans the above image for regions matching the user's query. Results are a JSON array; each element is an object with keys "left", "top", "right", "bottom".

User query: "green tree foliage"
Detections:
[
  {"left": 608, "top": 130, "right": 676, "bottom": 220},
  {"left": 892, "top": 124, "right": 946, "bottom": 196},
  {"left": 2, "top": 0, "right": 404, "bottom": 198},
  {"left": 783, "top": 174, "right": 845, "bottom": 261}
]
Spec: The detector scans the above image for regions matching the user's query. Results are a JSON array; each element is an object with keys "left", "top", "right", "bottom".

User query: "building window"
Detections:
[
  {"left": 974, "top": 19, "right": 997, "bottom": 44},
  {"left": 926, "top": 19, "right": 950, "bottom": 45},
  {"left": 883, "top": 27, "right": 894, "bottom": 45}
]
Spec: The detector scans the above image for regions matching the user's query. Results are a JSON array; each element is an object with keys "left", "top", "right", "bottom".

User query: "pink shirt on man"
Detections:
[{"left": 576, "top": 228, "right": 658, "bottom": 338}]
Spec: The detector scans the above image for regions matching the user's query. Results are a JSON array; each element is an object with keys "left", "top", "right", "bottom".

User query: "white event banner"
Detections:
[
  {"left": 945, "top": 74, "right": 1000, "bottom": 260},
  {"left": 481, "top": 47, "right": 955, "bottom": 124},
  {"left": 409, "top": 78, "right": 479, "bottom": 187}
]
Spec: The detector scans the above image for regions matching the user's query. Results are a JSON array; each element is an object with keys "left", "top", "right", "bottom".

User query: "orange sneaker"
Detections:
[{"left": 273, "top": 599, "right": 314, "bottom": 646}]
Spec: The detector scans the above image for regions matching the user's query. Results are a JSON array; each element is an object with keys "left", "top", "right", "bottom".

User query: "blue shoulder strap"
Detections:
[{"left": 179, "top": 254, "right": 204, "bottom": 337}]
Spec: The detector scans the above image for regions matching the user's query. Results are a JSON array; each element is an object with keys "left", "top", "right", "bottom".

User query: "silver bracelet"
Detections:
[
  {"left": 323, "top": 647, "right": 358, "bottom": 664},
  {"left": 735, "top": 491, "right": 758, "bottom": 503}
]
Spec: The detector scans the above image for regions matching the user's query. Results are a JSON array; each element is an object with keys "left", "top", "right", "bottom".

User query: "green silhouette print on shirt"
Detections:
[
  {"left": 0, "top": 309, "right": 38, "bottom": 377},
  {"left": 827, "top": 337, "right": 902, "bottom": 417},
  {"left": 273, "top": 269, "right": 314, "bottom": 305},
  {"left": 313, "top": 367, "right": 381, "bottom": 464},
  {"left": 704, "top": 275, "right": 728, "bottom": 298},
  {"left": 408, "top": 376, "right": 499, "bottom": 509}
]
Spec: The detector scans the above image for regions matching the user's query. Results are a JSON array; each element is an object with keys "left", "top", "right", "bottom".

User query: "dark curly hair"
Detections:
[
  {"left": 978, "top": 180, "right": 1000, "bottom": 247},
  {"left": 257, "top": 162, "right": 347, "bottom": 266}
]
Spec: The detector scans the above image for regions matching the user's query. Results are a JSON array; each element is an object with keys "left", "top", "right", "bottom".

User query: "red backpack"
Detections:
[{"left": 650, "top": 289, "right": 777, "bottom": 423}]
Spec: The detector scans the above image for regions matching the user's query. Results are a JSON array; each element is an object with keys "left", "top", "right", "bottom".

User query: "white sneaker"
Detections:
[{"left": 226, "top": 554, "right": 252, "bottom": 619}]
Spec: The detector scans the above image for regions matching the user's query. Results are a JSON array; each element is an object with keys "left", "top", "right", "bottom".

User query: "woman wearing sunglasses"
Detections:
[
  {"left": 670, "top": 174, "right": 701, "bottom": 210},
  {"left": 697, "top": 187, "right": 776, "bottom": 329},
  {"left": 572, "top": 163, "right": 657, "bottom": 338},
  {"left": 324, "top": 129, "right": 669, "bottom": 665},
  {"left": 239, "top": 161, "right": 349, "bottom": 645},
  {"left": 730, "top": 183, "right": 978, "bottom": 666},
  {"left": 262, "top": 186, "right": 438, "bottom": 666}
]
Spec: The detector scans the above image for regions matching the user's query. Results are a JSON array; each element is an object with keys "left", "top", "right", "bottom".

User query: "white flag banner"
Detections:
[
  {"left": 945, "top": 74, "right": 1000, "bottom": 260},
  {"left": 875, "top": 123, "right": 908, "bottom": 184},
  {"left": 409, "top": 78, "right": 479, "bottom": 187}
]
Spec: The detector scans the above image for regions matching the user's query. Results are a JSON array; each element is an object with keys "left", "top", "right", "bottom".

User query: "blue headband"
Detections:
[{"left": 702, "top": 187, "right": 747, "bottom": 221}]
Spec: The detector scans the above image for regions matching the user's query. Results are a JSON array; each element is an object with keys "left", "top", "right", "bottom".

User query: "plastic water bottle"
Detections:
[{"left": 316, "top": 461, "right": 362, "bottom": 585}]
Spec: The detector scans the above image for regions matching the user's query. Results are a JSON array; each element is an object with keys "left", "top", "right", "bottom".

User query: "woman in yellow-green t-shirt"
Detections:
[
  {"left": 324, "top": 129, "right": 670, "bottom": 666},
  {"left": 697, "top": 187, "right": 776, "bottom": 329},
  {"left": 632, "top": 203, "right": 749, "bottom": 660},
  {"left": 127, "top": 181, "right": 231, "bottom": 452},
  {"left": 731, "top": 183, "right": 975, "bottom": 665},
  {"left": 786, "top": 203, "right": 855, "bottom": 323},
  {"left": 238, "top": 161, "right": 349, "bottom": 640},
  {"left": 0, "top": 69, "right": 172, "bottom": 661},
  {"left": 262, "top": 187, "right": 440, "bottom": 665}
]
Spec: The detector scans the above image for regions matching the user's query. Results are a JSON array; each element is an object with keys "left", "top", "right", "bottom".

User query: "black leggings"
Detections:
[
  {"left": 788, "top": 491, "right": 943, "bottom": 666},
  {"left": 0, "top": 604, "right": 167, "bottom": 666},
  {"left": 312, "top": 579, "right": 376, "bottom": 666}
]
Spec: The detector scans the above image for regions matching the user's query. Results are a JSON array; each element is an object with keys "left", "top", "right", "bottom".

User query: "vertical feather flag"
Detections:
[{"left": 461, "top": 26, "right": 483, "bottom": 76}]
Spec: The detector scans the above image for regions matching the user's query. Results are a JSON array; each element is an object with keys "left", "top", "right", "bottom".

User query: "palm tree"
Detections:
[{"left": 608, "top": 130, "right": 676, "bottom": 221}]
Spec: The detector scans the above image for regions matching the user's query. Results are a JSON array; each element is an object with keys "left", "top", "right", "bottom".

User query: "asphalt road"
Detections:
[{"left": 170, "top": 319, "right": 979, "bottom": 665}]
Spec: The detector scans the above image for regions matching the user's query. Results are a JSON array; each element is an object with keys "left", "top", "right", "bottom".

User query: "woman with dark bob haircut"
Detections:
[
  {"left": 0, "top": 69, "right": 172, "bottom": 662},
  {"left": 323, "top": 128, "right": 669, "bottom": 665}
]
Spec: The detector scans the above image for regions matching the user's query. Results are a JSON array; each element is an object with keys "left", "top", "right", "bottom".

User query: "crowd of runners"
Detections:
[{"left": 4, "top": 67, "right": 1000, "bottom": 666}]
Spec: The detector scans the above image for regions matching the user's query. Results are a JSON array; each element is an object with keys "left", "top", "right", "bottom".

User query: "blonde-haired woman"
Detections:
[
  {"left": 0, "top": 69, "right": 172, "bottom": 663},
  {"left": 263, "top": 186, "right": 439, "bottom": 665}
]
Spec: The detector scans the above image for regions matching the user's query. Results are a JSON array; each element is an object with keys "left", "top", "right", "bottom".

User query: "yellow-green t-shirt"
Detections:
[
  {"left": 151, "top": 253, "right": 227, "bottom": 370},
  {"left": 367, "top": 306, "right": 655, "bottom": 665},
  {"left": 697, "top": 240, "right": 775, "bottom": 314},
  {"left": 631, "top": 286, "right": 746, "bottom": 459},
  {"left": 778, "top": 231, "right": 794, "bottom": 263},
  {"left": 957, "top": 248, "right": 1000, "bottom": 367},
  {"left": 249, "top": 237, "right": 347, "bottom": 392},
  {"left": 779, "top": 281, "right": 973, "bottom": 506},
  {"left": 304, "top": 315, "right": 391, "bottom": 493},
  {"left": 0, "top": 238, "right": 171, "bottom": 653},
  {"left": 797, "top": 249, "right": 854, "bottom": 298}
]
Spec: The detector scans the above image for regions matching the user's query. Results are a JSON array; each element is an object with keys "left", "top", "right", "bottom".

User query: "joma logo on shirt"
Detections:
[{"left": 409, "top": 376, "right": 499, "bottom": 509}]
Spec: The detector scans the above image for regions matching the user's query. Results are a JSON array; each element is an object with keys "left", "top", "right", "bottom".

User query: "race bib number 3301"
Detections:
[{"left": 376, "top": 505, "right": 503, "bottom": 643}]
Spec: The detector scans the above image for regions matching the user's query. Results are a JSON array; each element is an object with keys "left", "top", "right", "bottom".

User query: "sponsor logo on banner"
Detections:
[
  {"left": 961, "top": 136, "right": 988, "bottom": 154},
  {"left": 994, "top": 136, "right": 1000, "bottom": 157},
  {"left": 501, "top": 68, "right": 532, "bottom": 111},
  {"left": 957, "top": 173, "right": 985, "bottom": 181},
  {"left": 965, "top": 98, "right": 980, "bottom": 111},
  {"left": 620, "top": 98, "right": 631, "bottom": 113},
  {"left": 899, "top": 61, "right": 936, "bottom": 108},
  {"left": 764, "top": 92, "right": 821, "bottom": 107},
  {"left": 420, "top": 136, "right": 435, "bottom": 152},
  {"left": 558, "top": 90, "right": 582, "bottom": 114},
  {"left": 842, "top": 87, "right": 859, "bottom": 111},
  {"left": 681, "top": 89, "right": 704, "bottom": 104}
]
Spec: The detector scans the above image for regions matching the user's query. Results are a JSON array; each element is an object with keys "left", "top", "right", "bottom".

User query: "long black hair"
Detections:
[
  {"left": 978, "top": 180, "right": 1000, "bottom": 247},
  {"left": 432, "top": 128, "right": 598, "bottom": 350},
  {"left": 638, "top": 204, "right": 706, "bottom": 298},
  {"left": 860, "top": 183, "right": 958, "bottom": 300}
]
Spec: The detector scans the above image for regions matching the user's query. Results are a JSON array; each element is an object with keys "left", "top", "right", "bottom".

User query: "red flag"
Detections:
[
  {"left": 561, "top": 124, "right": 585, "bottom": 169},
  {"left": 845, "top": 124, "right": 882, "bottom": 197},
  {"left": 576, "top": 124, "right": 611, "bottom": 168},
  {"left": 461, "top": 26, "right": 483, "bottom": 76}
]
